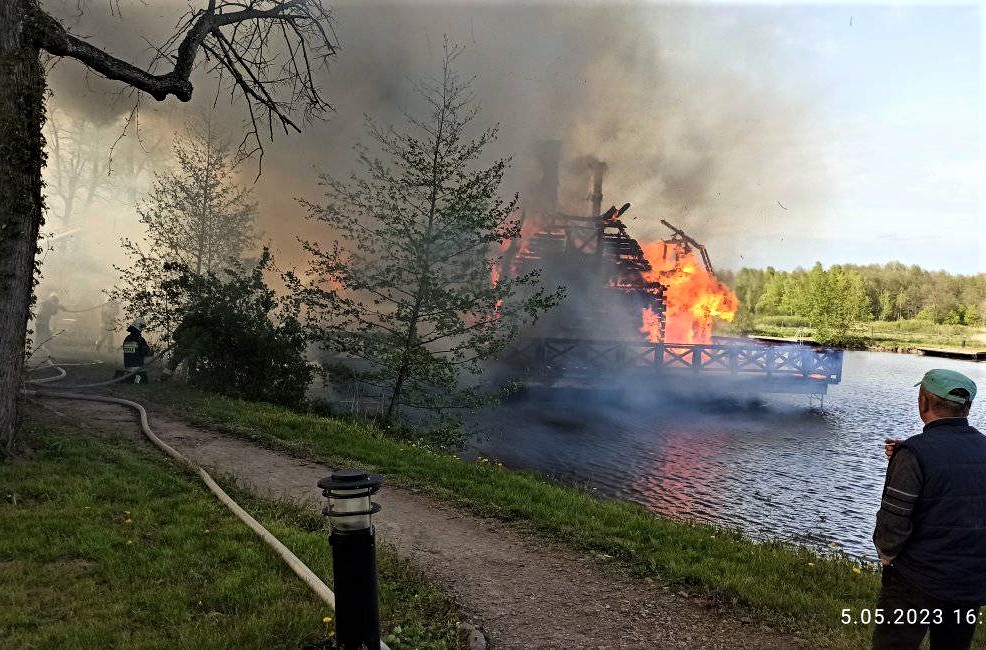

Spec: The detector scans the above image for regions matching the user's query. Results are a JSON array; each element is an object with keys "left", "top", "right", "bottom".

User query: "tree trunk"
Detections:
[
  {"left": 385, "top": 94, "right": 447, "bottom": 420},
  {"left": 0, "top": 0, "right": 46, "bottom": 458},
  {"left": 195, "top": 118, "right": 213, "bottom": 275}
]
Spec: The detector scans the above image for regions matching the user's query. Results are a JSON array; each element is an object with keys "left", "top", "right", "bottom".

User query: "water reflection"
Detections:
[{"left": 467, "top": 351, "right": 986, "bottom": 558}]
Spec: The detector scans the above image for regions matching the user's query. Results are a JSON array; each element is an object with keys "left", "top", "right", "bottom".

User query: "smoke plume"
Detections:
[{"left": 40, "top": 0, "right": 830, "bottom": 296}]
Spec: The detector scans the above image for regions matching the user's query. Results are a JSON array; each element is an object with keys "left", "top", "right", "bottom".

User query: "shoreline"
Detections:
[
  {"left": 114, "top": 382, "right": 890, "bottom": 647},
  {"left": 738, "top": 332, "right": 986, "bottom": 361}
]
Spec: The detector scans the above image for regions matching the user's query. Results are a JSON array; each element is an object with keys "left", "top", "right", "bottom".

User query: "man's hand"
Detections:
[
  {"left": 880, "top": 557, "right": 890, "bottom": 566},
  {"left": 884, "top": 438, "right": 903, "bottom": 460}
]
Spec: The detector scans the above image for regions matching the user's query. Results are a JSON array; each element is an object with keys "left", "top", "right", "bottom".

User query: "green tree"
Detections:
[
  {"left": 878, "top": 289, "right": 895, "bottom": 321},
  {"left": 164, "top": 249, "right": 313, "bottom": 407},
  {"left": 894, "top": 288, "right": 910, "bottom": 320},
  {"left": 297, "top": 44, "right": 562, "bottom": 418},
  {"left": 732, "top": 267, "right": 767, "bottom": 316},
  {"left": 790, "top": 264, "right": 871, "bottom": 345},
  {"left": 779, "top": 270, "right": 808, "bottom": 316},
  {"left": 115, "top": 118, "right": 257, "bottom": 338},
  {"left": 755, "top": 268, "right": 786, "bottom": 315},
  {"left": 964, "top": 304, "right": 983, "bottom": 327}
]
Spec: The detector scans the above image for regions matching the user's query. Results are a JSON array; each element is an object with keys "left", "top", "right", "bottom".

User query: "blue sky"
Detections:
[{"left": 706, "top": 2, "right": 982, "bottom": 273}]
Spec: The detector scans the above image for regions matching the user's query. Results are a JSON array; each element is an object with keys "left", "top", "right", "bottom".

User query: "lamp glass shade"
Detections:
[{"left": 330, "top": 488, "right": 372, "bottom": 532}]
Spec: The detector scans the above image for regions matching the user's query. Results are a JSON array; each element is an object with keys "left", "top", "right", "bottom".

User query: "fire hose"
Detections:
[{"left": 24, "top": 360, "right": 391, "bottom": 648}]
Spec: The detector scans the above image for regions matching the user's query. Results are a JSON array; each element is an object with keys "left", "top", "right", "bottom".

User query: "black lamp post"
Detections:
[{"left": 318, "top": 469, "right": 383, "bottom": 650}]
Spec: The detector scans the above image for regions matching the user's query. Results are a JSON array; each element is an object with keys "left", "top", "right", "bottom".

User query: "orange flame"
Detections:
[{"left": 639, "top": 241, "right": 738, "bottom": 344}]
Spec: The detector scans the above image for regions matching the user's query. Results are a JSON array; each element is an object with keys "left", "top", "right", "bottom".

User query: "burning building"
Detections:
[
  {"left": 501, "top": 148, "right": 737, "bottom": 345},
  {"left": 496, "top": 145, "right": 841, "bottom": 396}
]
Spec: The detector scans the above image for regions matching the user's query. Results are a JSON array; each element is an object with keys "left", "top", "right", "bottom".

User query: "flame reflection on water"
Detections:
[{"left": 467, "top": 351, "right": 986, "bottom": 558}]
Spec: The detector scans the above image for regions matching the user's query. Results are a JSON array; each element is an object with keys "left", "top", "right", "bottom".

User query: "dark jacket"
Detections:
[
  {"left": 891, "top": 418, "right": 986, "bottom": 604},
  {"left": 122, "top": 327, "right": 151, "bottom": 368}
]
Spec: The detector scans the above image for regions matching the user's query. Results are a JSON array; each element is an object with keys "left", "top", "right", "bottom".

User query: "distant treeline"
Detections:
[{"left": 717, "top": 263, "right": 986, "bottom": 343}]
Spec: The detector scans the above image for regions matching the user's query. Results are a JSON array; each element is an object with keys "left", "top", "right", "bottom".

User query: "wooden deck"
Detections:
[{"left": 915, "top": 347, "right": 986, "bottom": 361}]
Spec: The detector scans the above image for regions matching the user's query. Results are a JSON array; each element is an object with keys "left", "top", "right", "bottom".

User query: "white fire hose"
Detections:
[{"left": 24, "top": 362, "right": 392, "bottom": 649}]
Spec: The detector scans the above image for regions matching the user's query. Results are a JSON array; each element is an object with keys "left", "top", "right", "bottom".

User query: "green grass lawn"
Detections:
[
  {"left": 112, "top": 384, "right": 919, "bottom": 648},
  {"left": 0, "top": 408, "right": 457, "bottom": 649}
]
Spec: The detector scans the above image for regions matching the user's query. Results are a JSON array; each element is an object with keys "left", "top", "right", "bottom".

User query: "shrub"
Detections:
[
  {"left": 755, "top": 315, "right": 812, "bottom": 328},
  {"left": 164, "top": 249, "right": 315, "bottom": 406}
]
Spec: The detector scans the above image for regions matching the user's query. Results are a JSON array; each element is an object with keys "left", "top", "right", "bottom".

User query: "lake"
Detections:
[{"left": 466, "top": 351, "right": 986, "bottom": 558}]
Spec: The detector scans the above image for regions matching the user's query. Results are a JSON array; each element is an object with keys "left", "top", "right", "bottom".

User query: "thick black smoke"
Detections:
[{"left": 42, "top": 0, "right": 831, "bottom": 277}]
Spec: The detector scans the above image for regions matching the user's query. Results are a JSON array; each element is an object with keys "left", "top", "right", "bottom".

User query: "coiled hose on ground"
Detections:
[{"left": 24, "top": 359, "right": 391, "bottom": 649}]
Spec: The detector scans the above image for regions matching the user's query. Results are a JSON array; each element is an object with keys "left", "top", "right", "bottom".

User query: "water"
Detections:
[{"left": 466, "top": 351, "right": 986, "bottom": 558}]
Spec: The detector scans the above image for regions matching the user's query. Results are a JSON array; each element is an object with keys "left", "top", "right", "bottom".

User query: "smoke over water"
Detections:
[{"left": 40, "top": 1, "right": 830, "bottom": 310}]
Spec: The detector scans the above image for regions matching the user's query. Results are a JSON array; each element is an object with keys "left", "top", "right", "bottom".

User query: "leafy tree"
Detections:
[
  {"left": 729, "top": 261, "right": 986, "bottom": 329},
  {"left": 1, "top": 1, "right": 334, "bottom": 457},
  {"left": 963, "top": 304, "right": 982, "bottom": 327},
  {"left": 732, "top": 267, "right": 767, "bottom": 317},
  {"left": 894, "top": 288, "right": 911, "bottom": 320},
  {"left": 164, "top": 249, "right": 313, "bottom": 407},
  {"left": 755, "top": 268, "right": 785, "bottom": 315},
  {"left": 115, "top": 118, "right": 257, "bottom": 338},
  {"left": 878, "top": 289, "right": 895, "bottom": 321},
  {"left": 132, "top": 118, "right": 256, "bottom": 274},
  {"left": 783, "top": 264, "right": 870, "bottom": 344},
  {"left": 297, "top": 43, "right": 561, "bottom": 418}
]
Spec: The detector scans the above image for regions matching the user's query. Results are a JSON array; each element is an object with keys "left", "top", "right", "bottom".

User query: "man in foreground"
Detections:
[{"left": 873, "top": 369, "right": 986, "bottom": 649}]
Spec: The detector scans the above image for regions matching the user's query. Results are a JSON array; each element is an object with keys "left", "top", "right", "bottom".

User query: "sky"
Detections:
[
  {"left": 42, "top": 0, "right": 985, "bottom": 280},
  {"left": 647, "top": 1, "right": 984, "bottom": 273},
  {"left": 739, "top": 2, "right": 983, "bottom": 273}
]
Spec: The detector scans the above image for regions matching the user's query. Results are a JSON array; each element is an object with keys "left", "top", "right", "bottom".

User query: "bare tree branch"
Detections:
[{"left": 32, "top": 1, "right": 334, "bottom": 159}]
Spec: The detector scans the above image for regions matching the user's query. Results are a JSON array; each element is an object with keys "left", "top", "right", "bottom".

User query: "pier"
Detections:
[
  {"left": 915, "top": 346, "right": 986, "bottom": 361},
  {"left": 502, "top": 337, "right": 844, "bottom": 394}
]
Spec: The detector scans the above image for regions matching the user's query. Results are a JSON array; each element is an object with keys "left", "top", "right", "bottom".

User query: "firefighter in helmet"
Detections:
[{"left": 122, "top": 319, "right": 152, "bottom": 377}]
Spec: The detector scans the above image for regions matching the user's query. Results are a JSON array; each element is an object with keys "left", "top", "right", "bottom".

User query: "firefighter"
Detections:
[
  {"left": 35, "top": 293, "right": 61, "bottom": 346},
  {"left": 122, "top": 319, "right": 152, "bottom": 382},
  {"left": 95, "top": 299, "right": 120, "bottom": 352}
]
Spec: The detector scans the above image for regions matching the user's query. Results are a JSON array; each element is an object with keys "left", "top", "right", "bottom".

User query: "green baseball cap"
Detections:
[{"left": 915, "top": 368, "right": 977, "bottom": 404}]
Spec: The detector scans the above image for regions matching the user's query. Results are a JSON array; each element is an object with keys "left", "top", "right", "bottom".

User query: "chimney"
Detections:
[
  {"left": 529, "top": 139, "right": 561, "bottom": 212},
  {"left": 587, "top": 158, "right": 607, "bottom": 218}
]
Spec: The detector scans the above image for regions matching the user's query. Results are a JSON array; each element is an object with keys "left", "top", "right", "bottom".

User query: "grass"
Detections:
[
  {"left": 113, "top": 384, "right": 906, "bottom": 648},
  {"left": 0, "top": 408, "right": 457, "bottom": 649}
]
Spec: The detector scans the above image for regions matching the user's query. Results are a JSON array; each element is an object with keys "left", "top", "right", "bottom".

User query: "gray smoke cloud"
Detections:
[{"left": 41, "top": 0, "right": 831, "bottom": 288}]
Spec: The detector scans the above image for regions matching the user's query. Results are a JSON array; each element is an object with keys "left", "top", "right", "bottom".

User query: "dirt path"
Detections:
[{"left": 53, "top": 397, "right": 809, "bottom": 650}]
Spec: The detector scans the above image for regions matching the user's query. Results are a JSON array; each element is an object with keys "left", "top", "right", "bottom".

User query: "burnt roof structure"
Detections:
[{"left": 507, "top": 202, "right": 666, "bottom": 341}]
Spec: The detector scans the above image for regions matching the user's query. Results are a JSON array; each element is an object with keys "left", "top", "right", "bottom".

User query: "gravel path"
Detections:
[{"left": 53, "top": 397, "right": 810, "bottom": 649}]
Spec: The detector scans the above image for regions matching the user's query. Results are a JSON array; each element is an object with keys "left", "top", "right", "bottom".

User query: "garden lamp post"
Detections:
[{"left": 318, "top": 469, "right": 383, "bottom": 650}]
